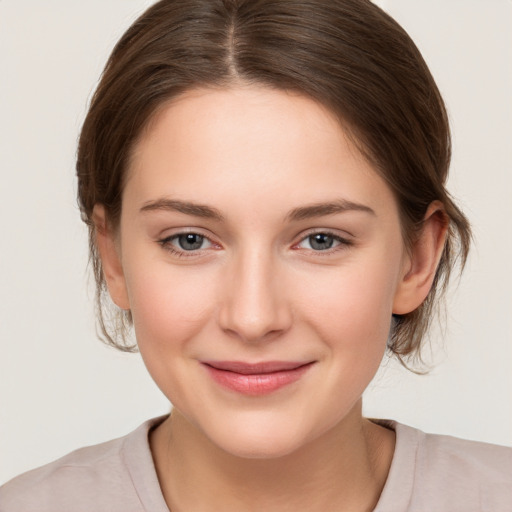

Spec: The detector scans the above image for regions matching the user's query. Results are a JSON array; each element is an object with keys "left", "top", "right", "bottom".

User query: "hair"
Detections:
[{"left": 77, "top": 0, "right": 471, "bottom": 367}]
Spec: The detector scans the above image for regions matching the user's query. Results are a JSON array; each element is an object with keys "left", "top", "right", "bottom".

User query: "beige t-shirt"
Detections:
[{"left": 1, "top": 416, "right": 511, "bottom": 511}]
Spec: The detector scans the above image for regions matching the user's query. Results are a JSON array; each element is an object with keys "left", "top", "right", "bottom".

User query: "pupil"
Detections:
[
  {"left": 179, "top": 234, "right": 203, "bottom": 250},
  {"left": 310, "top": 233, "right": 333, "bottom": 250}
]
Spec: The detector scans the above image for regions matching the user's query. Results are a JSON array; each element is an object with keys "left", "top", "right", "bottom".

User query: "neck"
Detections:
[{"left": 150, "top": 401, "right": 395, "bottom": 512}]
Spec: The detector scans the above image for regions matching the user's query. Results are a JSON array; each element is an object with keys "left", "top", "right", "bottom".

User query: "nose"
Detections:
[{"left": 218, "top": 247, "right": 292, "bottom": 343}]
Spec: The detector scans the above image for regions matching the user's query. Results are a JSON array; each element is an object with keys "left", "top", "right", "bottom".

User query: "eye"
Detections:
[
  {"left": 296, "top": 232, "right": 351, "bottom": 252},
  {"left": 306, "top": 233, "right": 336, "bottom": 251},
  {"left": 174, "top": 233, "right": 210, "bottom": 251},
  {"left": 160, "top": 232, "right": 214, "bottom": 254}
]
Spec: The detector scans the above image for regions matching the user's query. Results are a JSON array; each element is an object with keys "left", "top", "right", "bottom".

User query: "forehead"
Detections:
[{"left": 125, "top": 86, "right": 399, "bottom": 221}]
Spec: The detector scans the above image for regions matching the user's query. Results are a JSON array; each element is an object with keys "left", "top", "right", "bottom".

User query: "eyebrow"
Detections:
[
  {"left": 139, "top": 197, "right": 375, "bottom": 223},
  {"left": 140, "top": 198, "right": 225, "bottom": 221},
  {"left": 286, "top": 199, "right": 375, "bottom": 221}
]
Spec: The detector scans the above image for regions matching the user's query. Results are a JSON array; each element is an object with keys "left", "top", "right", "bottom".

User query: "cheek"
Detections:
[
  {"left": 298, "top": 258, "right": 399, "bottom": 356},
  {"left": 124, "top": 260, "right": 218, "bottom": 352},
  {"left": 123, "top": 260, "right": 223, "bottom": 409}
]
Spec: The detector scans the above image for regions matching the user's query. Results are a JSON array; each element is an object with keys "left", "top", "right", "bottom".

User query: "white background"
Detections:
[{"left": 1, "top": 0, "right": 511, "bottom": 485}]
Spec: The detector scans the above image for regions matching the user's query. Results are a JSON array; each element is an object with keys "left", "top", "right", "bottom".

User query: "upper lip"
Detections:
[{"left": 202, "top": 361, "right": 313, "bottom": 375}]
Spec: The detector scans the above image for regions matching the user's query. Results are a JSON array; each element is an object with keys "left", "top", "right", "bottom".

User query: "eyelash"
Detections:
[{"left": 158, "top": 230, "right": 353, "bottom": 258}]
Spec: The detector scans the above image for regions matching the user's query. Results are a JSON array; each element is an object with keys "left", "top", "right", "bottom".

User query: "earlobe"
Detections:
[
  {"left": 392, "top": 201, "right": 448, "bottom": 315},
  {"left": 92, "top": 205, "right": 130, "bottom": 311}
]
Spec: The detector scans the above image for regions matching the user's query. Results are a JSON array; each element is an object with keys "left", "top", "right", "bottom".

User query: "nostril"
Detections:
[{"left": 218, "top": 304, "right": 292, "bottom": 343}]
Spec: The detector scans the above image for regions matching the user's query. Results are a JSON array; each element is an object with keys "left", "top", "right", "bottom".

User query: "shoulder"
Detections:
[
  {"left": 375, "top": 420, "right": 512, "bottom": 512},
  {"left": 0, "top": 417, "right": 166, "bottom": 512},
  {"left": 0, "top": 436, "right": 134, "bottom": 512},
  {"left": 416, "top": 425, "right": 512, "bottom": 483}
]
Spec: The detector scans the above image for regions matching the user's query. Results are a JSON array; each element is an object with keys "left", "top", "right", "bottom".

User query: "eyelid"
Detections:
[{"left": 157, "top": 226, "right": 216, "bottom": 242}]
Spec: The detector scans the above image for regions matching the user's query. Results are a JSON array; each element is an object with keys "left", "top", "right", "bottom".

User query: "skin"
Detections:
[{"left": 94, "top": 86, "right": 447, "bottom": 511}]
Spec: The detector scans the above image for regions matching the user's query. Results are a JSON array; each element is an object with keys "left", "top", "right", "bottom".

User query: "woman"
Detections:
[{"left": 1, "top": 1, "right": 510, "bottom": 510}]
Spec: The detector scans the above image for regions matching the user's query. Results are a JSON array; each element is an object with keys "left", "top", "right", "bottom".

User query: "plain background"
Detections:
[{"left": 1, "top": 0, "right": 511, "bottom": 485}]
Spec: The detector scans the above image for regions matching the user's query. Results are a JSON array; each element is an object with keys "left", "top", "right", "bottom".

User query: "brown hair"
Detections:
[{"left": 77, "top": 0, "right": 471, "bottom": 366}]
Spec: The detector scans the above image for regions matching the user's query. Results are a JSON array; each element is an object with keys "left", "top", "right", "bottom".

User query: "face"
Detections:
[{"left": 107, "top": 86, "right": 412, "bottom": 458}]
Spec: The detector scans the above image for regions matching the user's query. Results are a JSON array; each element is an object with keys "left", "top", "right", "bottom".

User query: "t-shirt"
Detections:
[{"left": 1, "top": 416, "right": 511, "bottom": 511}]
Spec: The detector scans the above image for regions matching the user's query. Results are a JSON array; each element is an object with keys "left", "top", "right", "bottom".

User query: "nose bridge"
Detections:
[{"left": 219, "top": 243, "right": 291, "bottom": 342}]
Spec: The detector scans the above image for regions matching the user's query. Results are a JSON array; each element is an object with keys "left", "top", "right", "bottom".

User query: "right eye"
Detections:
[{"left": 159, "top": 232, "right": 214, "bottom": 256}]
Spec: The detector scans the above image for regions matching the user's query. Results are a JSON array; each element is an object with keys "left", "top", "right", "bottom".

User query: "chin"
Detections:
[
  {"left": 216, "top": 432, "right": 305, "bottom": 460},
  {"left": 201, "top": 411, "right": 325, "bottom": 460}
]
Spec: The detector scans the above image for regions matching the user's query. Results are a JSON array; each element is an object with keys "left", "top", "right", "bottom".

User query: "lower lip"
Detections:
[{"left": 203, "top": 363, "right": 314, "bottom": 396}]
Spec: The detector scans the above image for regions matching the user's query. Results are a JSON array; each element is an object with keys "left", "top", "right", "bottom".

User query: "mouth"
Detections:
[{"left": 201, "top": 360, "right": 315, "bottom": 395}]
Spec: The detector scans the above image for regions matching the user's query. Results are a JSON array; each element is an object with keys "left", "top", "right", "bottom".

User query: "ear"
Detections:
[
  {"left": 393, "top": 201, "right": 448, "bottom": 315},
  {"left": 92, "top": 205, "right": 130, "bottom": 311}
]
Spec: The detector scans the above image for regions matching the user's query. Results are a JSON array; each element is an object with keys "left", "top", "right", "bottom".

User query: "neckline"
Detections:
[
  {"left": 122, "top": 415, "right": 171, "bottom": 512},
  {"left": 122, "top": 416, "right": 419, "bottom": 512},
  {"left": 371, "top": 420, "right": 419, "bottom": 512}
]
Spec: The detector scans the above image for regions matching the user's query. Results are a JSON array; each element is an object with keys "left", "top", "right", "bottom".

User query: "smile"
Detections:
[{"left": 201, "top": 361, "right": 315, "bottom": 395}]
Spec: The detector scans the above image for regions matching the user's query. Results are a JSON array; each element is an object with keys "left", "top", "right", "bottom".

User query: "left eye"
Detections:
[
  {"left": 297, "top": 233, "right": 344, "bottom": 251},
  {"left": 167, "top": 233, "right": 212, "bottom": 251}
]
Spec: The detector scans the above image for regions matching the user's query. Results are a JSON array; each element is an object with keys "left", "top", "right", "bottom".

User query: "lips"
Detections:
[{"left": 202, "top": 360, "right": 314, "bottom": 395}]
